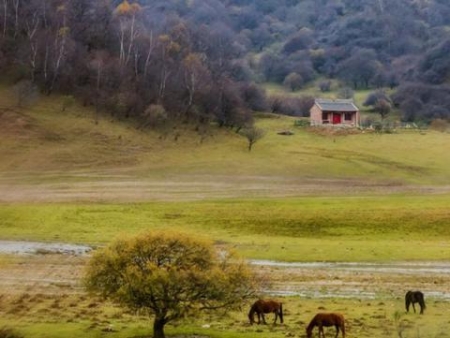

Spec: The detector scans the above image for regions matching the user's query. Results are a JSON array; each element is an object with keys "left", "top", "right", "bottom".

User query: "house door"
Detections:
[{"left": 332, "top": 113, "right": 341, "bottom": 124}]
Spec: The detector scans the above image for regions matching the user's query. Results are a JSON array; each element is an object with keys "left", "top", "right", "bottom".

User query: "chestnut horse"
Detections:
[
  {"left": 306, "top": 312, "right": 345, "bottom": 338},
  {"left": 405, "top": 290, "right": 426, "bottom": 314},
  {"left": 248, "top": 299, "right": 283, "bottom": 325}
]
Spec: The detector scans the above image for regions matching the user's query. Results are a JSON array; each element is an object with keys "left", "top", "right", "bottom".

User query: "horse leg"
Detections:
[
  {"left": 261, "top": 313, "right": 267, "bottom": 324},
  {"left": 412, "top": 302, "right": 416, "bottom": 313},
  {"left": 273, "top": 311, "right": 278, "bottom": 324},
  {"left": 420, "top": 303, "right": 424, "bottom": 314},
  {"left": 318, "top": 325, "right": 324, "bottom": 338},
  {"left": 334, "top": 325, "right": 340, "bottom": 338}
]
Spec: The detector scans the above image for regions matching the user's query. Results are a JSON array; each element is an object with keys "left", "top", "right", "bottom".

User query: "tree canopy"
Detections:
[
  {"left": 1, "top": 0, "right": 450, "bottom": 123},
  {"left": 84, "top": 231, "right": 258, "bottom": 338}
]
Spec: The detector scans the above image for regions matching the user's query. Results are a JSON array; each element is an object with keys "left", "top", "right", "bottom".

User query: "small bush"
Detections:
[
  {"left": 318, "top": 81, "right": 331, "bottom": 92},
  {"left": 371, "top": 121, "right": 396, "bottom": 133},
  {"left": 61, "top": 95, "right": 75, "bottom": 112},
  {"left": 429, "top": 119, "right": 449, "bottom": 132},
  {"left": 141, "top": 104, "right": 168, "bottom": 128},
  {"left": 269, "top": 95, "right": 314, "bottom": 117},
  {"left": 294, "top": 119, "right": 310, "bottom": 127},
  {"left": 0, "top": 327, "right": 23, "bottom": 338}
]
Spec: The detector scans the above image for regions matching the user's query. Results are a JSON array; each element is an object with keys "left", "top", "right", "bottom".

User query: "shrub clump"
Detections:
[{"left": 0, "top": 327, "right": 23, "bottom": 338}]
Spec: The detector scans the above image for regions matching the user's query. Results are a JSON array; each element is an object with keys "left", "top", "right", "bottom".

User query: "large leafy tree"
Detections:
[{"left": 85, "top": 231, "right": 258, "bottom": 338}]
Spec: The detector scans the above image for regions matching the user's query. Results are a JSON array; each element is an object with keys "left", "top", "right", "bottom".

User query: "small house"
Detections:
[{"left": 310, "top": 99, "right": 360, "bottom": 127}]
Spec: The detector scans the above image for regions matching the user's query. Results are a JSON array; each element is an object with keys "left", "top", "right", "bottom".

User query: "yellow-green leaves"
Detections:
[{"left": 84, "top": 231, "right": 258, "bottom": 338}]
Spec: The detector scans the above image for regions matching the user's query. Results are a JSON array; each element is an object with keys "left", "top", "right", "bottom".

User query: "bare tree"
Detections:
[
  {"left": 24, "top": 9, "right": 40, "bottom": 82},
  {"left": 48, "top": 4, "right": 69, "bottom": 93},
  {"left": 2, "top": 0, "right": 7, "bottom": 37},
  {"left": 113, "top": 1, "right": 142, "bottom": 68},
  {"left": 375, "top": 98, "right": 392, "bottom": 120},
  {"left": 11, "top": 0, "right": 18, "bottom": 39},
  {"left": 157, "top": 34, "right": 180, "bottom": 100},
  {"left": 241, "top": 126, "right": 265, "bottom": 152},
  {"left": 182, "top": 52, "right": 210, "bottom": 115},
  {"left": 13, "top": 79, "right": 37, "bottom": 107}
]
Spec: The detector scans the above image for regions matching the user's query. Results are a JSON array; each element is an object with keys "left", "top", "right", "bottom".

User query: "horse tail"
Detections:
[
  {"left": 248, "top": 304, "right": 255, "bottom": 324},
  {"left": 279, "top": 303, "right": 284, "bottom": 324},
  {"left": 422, "top": 293, "right": 426, "bottom": 310}
]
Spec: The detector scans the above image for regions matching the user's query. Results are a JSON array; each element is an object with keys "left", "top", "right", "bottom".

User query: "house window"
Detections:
[{"left": 344, "top": 113, "right": 352, "bottom": 121}]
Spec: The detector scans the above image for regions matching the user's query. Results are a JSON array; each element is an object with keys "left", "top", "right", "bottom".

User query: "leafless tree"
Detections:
[{"left": 241, "top": 126, "right": 265, "bottom": 152}]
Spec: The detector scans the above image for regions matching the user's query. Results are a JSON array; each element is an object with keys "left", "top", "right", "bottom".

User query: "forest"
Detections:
[{"left": 1, "top": 0, "right": 450, "bottom": 131}]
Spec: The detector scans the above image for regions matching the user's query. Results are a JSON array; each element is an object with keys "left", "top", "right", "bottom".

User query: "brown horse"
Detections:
[
  {"left": 248, "top": 299, "right": 283, "bottom": 325},
  {"left": 405, "top": 290, "right": 426, "bottom": 314},
  {"left": 306, "top": 313, "right": 345, "bottom": 338}
]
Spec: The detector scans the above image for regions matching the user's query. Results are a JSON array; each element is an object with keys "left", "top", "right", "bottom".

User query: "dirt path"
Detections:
[{"left": 1, "top": 175, "right": 450, "bottom": 202}]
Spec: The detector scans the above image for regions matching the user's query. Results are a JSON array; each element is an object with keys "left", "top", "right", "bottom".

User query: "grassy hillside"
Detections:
[
  {"left": 1, "top": 87, "right": 450, "bottom": 338},
  {"left": 0, "top": 87, "right": 450, "bottom": 262},
  {"left": 0, "top": 86, "right": 449, "bottom": 189}
]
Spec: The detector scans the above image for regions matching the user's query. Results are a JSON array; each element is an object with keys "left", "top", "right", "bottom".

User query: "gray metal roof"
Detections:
[{"left": 315, "top": 99, "right": 359, "bottom": 112}]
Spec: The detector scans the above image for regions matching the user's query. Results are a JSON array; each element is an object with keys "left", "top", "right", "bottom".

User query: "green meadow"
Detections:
[
  {"left": 1, "top": 86, "right": 450, "bottom": 337},
  {"left": 1, "top": 194, "right": 450, "bottom": 262},
  {"left": 1, "top": 291, "right": 449, "bottom": 338}
]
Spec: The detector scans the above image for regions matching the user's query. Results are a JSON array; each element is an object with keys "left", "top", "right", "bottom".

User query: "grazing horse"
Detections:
[
  {"left": 248, "top": 299, "right": 283, "bottom": 325},
  {"left": 405, "top": 290, "right": 426, "bottom": 314},
  {"left": 306, "top": 313, "right": 346, "bottom": 338}
]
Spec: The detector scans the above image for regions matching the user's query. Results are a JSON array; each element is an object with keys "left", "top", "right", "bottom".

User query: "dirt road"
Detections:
[{"left": 1, "top": 175, "right": 450, "bottom": 202}]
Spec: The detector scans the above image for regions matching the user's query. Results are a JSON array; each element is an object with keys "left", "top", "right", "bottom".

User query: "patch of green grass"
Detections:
[
  {"left": 1, "top": 193, "right": 449, "bottom": 262},
  {"left": 1, "top": 294, "right": 450, "bottom": 338}
]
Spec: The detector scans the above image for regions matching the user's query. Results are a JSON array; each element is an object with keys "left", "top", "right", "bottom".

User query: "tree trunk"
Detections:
[
  {"left": 248, "top": 141, "right": 253, "bottom": 152},
  {"left": 153, "top": 316, "right": 166, "bottom": 338}
]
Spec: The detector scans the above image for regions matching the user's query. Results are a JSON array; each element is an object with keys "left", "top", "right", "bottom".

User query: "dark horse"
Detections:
[
  {"left": 405, "top": 290, "right": 426, "bottom": 314},
  {"left": 306, "top": 313, "right": 346, "bottom": 338},
  {"left": 248, "top": 299, "right": 283, "bottom": 325}
]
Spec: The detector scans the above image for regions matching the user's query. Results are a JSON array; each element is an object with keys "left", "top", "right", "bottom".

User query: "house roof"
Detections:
[{"left": 315, "top": 99, "right": 359, "bottom": 112}]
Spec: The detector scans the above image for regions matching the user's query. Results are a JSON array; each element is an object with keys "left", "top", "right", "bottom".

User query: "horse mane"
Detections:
[
  {"left": 248, "top": 303, "right": 256, "bottom": 323},
  {"left": 306, "top": 315, "right": 317, "bottom": 332}
]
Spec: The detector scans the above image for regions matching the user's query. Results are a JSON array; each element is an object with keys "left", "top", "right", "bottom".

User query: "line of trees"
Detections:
[
  {"left": 0, "top": 0, "right": 268, "bottom": 132},
  {"left": 1, "top": 0, "right": 450, "bottom": 125}
]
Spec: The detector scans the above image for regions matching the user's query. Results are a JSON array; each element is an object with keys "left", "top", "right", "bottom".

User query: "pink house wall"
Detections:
[{"left": 310, "top": 104, "right": 360, "bottom": 127}]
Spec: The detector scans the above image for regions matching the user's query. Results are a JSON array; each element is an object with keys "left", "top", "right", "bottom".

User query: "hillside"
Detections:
[
  {"left": 1, "top": 0, "right": 450, "bottom": 131},
  {"left": 1, "top": 89, "right": 449, "bottom": 202}
]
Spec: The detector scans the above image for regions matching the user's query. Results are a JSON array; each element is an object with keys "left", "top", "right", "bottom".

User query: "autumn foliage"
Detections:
[{"left": 85, "top": 231, "right": 258, "bottom": 338}]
